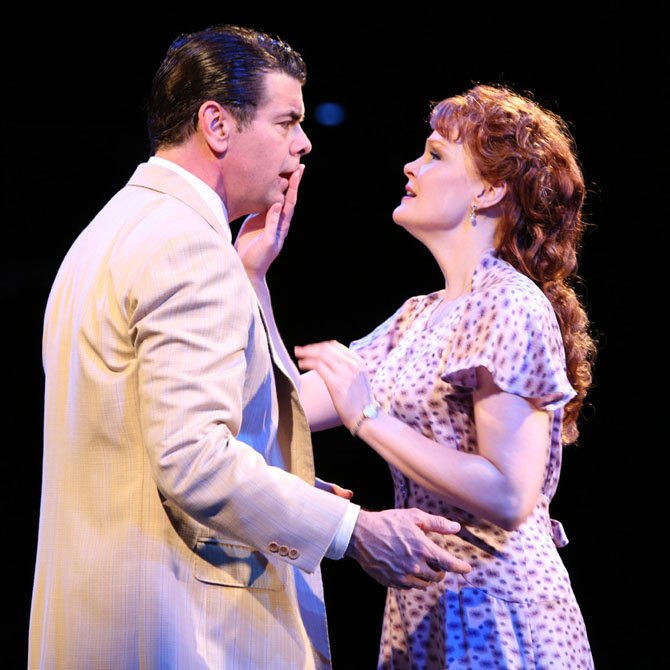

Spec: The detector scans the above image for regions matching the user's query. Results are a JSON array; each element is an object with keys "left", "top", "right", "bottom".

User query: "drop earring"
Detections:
[{"left": 470, "top": 204, "right": 478, "bottom": 227}]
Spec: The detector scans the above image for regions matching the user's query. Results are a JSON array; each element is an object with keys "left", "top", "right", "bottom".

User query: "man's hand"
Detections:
[
  {"left": 346, "top": 508, "right": 470, "bottom": 589},
  {"left": 315, "top": 477, "right": 354, "bottom": 499},
  {"left": 234, "top": 164, "right": 304, "bottom": 280}
]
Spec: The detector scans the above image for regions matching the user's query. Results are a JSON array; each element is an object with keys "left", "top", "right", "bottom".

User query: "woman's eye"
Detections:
[{"left": 429, "top": 151, "right": 440, "bottom": 160}]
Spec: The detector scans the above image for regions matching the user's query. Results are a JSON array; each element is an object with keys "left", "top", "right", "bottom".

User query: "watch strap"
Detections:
[{"left": 350, "top": 401, "right": 381, "bottom": 437}]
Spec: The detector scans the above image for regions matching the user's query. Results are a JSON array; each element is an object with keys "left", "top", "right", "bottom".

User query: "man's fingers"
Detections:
[
  {"left": 263, "top": 202, "right": 285, "bottom": 245},
  {"left": 425, "top": 558, "right": 447, "bottom": 572},
  {"left": 331, "top": 484, "right": 354, "bottom": 499},
  {"left": 416, "top": 513, "right": 471, "bottom": 574},
  {"left": 395, "top": 553, "right": 469, "bottom": 583},
  {"left": 314, "top": 478, "right": 354, "bottom": 500},
  {"left": 416, "top": 511, "right": 461, "bottom": 536},
  {"left": 413, "top": 510, "right": 471, "bottom": 574},
  {"left": 280, "top": 164, "right": 304, "bottom": 217},
  {"left": 393, "top": 564, "right": 449, "bottom": 590},
  {"left": 427, "top": 554, "right": 471, "bottom": 575}
]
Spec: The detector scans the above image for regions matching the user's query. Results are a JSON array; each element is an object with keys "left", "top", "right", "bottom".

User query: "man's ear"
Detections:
[
  {"left": 198, "top": 101, "right": 234, "bottom": 152},
  {"left": 475, "top": 182, "right": 507, "bottom": 209}
]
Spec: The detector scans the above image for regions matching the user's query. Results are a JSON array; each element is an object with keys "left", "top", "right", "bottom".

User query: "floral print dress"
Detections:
[{"left": 351, "top": 250, "right": 594, "bottom": 669}]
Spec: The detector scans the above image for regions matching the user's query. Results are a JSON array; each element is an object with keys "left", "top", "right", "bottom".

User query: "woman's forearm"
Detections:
[{"left": 353, "top": 383, "right": 550, "bottom": 531}]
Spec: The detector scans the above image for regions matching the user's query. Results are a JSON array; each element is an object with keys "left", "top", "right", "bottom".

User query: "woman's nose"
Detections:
[{"left": 404, "top": 157, "right": 419, "bottom": 177}]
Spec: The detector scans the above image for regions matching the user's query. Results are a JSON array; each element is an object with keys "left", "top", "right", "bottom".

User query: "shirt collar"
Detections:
[{"left": 148, "top": 155, "right": 231, "bottom": 242}]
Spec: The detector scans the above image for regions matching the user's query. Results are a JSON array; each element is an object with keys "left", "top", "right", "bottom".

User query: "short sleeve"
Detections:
[{"left": 440, "top": 284, "right": 576, "bottom": 411}]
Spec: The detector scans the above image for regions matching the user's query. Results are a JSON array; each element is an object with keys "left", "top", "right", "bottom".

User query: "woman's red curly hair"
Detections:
[{"left": 431, "top": 84, "right": 596, "bottom": 444}]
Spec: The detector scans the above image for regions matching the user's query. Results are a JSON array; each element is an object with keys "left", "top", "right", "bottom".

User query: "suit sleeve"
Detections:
[{"left": 124, "top": 217, "right": 349, "bottom": 573}]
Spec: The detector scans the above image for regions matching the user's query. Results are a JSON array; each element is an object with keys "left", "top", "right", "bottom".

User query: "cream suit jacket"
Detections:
[{"left": 29, "top": 163, "right": 351, "bottom": 669}]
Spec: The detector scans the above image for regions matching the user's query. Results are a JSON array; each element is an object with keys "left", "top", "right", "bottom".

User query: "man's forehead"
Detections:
[{"left": 257, "top": 71, "right": 305, "bottom": 113}]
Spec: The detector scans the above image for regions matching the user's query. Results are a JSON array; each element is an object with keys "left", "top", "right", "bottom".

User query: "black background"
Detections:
[{"left": 3, "top": 8, "right": 664, "bottom": 669}]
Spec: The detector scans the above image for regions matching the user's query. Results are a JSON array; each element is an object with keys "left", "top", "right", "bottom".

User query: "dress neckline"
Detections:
[
  {"left": 425, "top": 292, "right": 468, "bottom": 330},
  {"left": 423, "top": 248, "right": 496, "bottom": 330}
]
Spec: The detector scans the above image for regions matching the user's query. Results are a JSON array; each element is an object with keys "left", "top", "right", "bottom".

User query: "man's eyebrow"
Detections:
[{"left": 283, "top": 110, "right": 305, "bottom": 122}]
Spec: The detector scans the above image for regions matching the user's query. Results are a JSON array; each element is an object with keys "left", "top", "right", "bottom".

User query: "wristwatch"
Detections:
[{"left": 350, "top": 401, "right": 381, "bottom": 437}]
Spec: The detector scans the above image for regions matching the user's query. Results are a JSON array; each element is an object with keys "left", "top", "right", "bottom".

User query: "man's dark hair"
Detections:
[{"left": 147, "top": 24, "right": 306, "bottom": 151}]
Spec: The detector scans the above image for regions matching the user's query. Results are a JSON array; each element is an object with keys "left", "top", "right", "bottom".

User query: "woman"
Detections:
[{"left": 295, "top": 84, "right": 596, "bottom": 669}]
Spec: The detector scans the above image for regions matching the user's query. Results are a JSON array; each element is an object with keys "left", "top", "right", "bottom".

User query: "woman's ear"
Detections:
[
  {"left": 198, "top": 101, "right": 233, "bottom": 153},
  {"left": 476, "top": 182, "right": 507, "bottom": 209}
]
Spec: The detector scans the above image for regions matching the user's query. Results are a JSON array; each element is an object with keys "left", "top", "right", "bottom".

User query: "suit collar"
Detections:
[{"left": 127, "top": 162, "right": 231, "bottom": 242}]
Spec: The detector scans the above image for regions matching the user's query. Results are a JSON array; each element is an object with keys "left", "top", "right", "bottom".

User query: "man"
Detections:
[{"left": 29, "top": 24, "right": 469, "bottom": 669}]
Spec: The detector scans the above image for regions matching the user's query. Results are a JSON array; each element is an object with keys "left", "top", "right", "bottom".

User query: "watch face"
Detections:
[{"left": 363, "top": 403, "right": 379, "bottom": 419}]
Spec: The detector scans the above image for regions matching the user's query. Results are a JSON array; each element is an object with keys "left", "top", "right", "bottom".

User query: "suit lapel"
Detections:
[
  {"left": 254, "top": 302, "right": 315, "bottom": 485},
  {"left": 273, "top": 367, "right": 315, "bottom": 484}
]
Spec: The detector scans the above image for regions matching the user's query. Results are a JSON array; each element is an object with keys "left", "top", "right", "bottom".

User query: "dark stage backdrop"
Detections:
[{"left": 3, "top": 9, "right": 663, "bottom": 669}]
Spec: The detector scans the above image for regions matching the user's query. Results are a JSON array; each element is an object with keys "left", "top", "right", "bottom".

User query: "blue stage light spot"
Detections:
[{"left": 314, "top": 102, "right": 346, "bottom": 126}]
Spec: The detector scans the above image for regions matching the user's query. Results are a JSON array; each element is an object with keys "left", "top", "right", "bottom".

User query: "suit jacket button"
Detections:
[
  {"left": 268, "top": 542, "right": 279, "bottom": 553},
  {"left": 278, "top": 545, "right": 289, "bottom": 556},
  {"left": 288, "top": 548, "right": 300, "bottom": 560}
]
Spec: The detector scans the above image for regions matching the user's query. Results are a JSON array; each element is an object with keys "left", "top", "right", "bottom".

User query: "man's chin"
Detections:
[{"left": 264, "top": 190, "right": 286, "bottom": 209}]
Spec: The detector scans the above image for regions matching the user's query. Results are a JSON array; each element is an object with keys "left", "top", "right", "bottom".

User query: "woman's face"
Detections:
[{"left": 393, "top": 130, "right": 484, "bottom": 232}]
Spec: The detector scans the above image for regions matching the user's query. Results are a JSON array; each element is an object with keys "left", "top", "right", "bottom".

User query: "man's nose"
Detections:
[{"left": 293, "top": 125, "right": 312, "bottom": 156}]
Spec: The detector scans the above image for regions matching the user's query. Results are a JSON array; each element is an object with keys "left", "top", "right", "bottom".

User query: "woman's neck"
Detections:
[{"left": 429, "top": 232, "right": 494, "bottom": 300}]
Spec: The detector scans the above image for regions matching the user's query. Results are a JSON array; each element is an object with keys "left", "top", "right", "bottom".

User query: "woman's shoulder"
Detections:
[
  {"left": 404, "top": 290, "right": 443, "bottom": 314},
  {"left": 473, "top": 253, "right": 552, "bottom": 316},
  {"left": 444, "top": 252, "right": 574, "bottom": 407},
  {"left": 377, "top": 290, "right": 444, "bottom": 325},
  {"left": 350, "top": 291, "right": 441, "bottom": 353}
]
